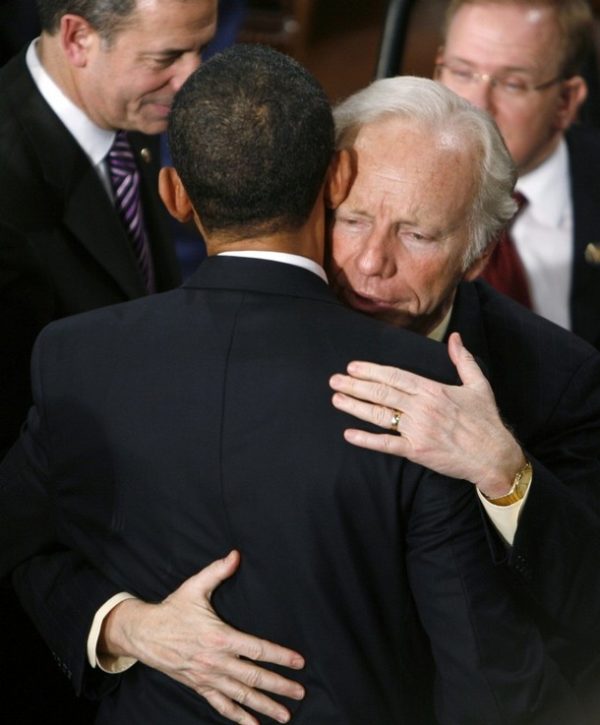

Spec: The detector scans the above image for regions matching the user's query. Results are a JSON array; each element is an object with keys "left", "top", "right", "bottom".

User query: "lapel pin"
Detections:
[
  {"left": 584, "top": 242, "right": 600, "bottom": 266},
  {"left": 140, "top": 147, "right": 152, "bottom": 163}
]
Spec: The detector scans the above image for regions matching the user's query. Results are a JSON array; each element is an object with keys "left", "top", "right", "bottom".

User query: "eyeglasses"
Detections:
[{"left": 435, "top": 62, "right": 564, "bottom": 97}]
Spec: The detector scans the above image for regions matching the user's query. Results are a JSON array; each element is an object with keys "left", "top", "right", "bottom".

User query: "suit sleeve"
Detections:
[
  {"left": 405, "top": 467, "right": 585, "bottom": 725},
  {"left": 0, "top": 221, "right": 55, "bottom": 456},
  {"left": 0, "top": 324, "right": 122, "bottom": 698},
  {"left": 502, "top": 351, "right": 600, "bottom": 640},
  {"left": 0, "top": 325, "right": 57, "bottom": 578},
  {"left": 11, "top": 551, "right": 122, "bottom": 698}
]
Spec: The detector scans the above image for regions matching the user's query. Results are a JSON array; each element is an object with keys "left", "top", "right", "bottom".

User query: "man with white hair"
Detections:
[
  {"left": 328, "top": 75, "right": 600, "bottom": 718},
  {"left": 8, "top": 75, "right": 600, "bottom": 722}
]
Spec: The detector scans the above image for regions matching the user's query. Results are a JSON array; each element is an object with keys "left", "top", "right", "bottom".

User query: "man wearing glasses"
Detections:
[{"left": 435, "top": 0, "right": 600, "bottom": 350}]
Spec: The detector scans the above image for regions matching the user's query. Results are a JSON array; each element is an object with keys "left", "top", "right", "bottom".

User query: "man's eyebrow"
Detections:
[
  {"left": 336, "top": 207, "right": 372, "bottom": 218},
  {"left": 448, "top": 56, "right": 536, "bottom": 74}
]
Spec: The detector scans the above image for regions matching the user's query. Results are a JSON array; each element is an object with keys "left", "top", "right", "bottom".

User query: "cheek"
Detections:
[
  {"left": 408, "top": 264, "right": 439, "bottom": 299},
  {"left": 330, "top": 231, "right": 355, "bottom": 270},
  {"left": 494, "top": 104, "right": 543, "bottom": 145},
  {"left": 407, "top": 252, "right": 459, "bottom": 304}
]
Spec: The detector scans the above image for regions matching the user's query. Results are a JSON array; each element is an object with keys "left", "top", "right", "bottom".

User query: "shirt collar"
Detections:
[
  {"left": 217, "top": 250, "right": 328, "bottom": 284},
  {"left": 427, "top": 305, "right": 453, "bottom": 342},
  {"left": 516, "top": 138, "right": 570, "bottom": 228},
  {"left": 26, "top": 39, "right": 115, "bottom": 166}
]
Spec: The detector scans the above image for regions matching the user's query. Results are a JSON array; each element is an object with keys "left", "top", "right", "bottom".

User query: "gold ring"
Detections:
[{"left": 390, "top": 409, "right": 403, "bottom": 432}]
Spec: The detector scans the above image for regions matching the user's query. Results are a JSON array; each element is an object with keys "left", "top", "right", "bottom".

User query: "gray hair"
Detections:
[
  {"left": 36, "top": 0, "right": 138, "bottom": 42},
  {"left": 333, "top": 76, "right": 517, "bottom": 267}
]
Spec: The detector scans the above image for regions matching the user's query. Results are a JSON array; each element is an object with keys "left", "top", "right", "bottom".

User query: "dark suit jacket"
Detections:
[
  {"left": 0, "top": 47, "right": 181, "bottom": 455},
  {"left": 567, "top": 125, "right": 600, "bottom": 350},
  {"left": 0, "top": 257, "right": 581, "bottom": 724},
  {"left": 449, "top": 280, "right": 600, "bottom": 715},
  {"left": 0, "top": 46, "right": 180, "bottom": 724}
]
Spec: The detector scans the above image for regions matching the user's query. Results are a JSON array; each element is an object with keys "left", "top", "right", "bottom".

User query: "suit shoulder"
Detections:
[
  {"left": 470, "top": 279, "right": 598, "bottom": 360},
  {"left": 37, "top": 291, "right": 182, "bottom": 348}
]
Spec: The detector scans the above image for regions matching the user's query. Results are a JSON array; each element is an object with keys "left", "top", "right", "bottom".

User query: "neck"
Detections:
[{"left": 205, "top": 191, "right": 326, "bottom": 266}]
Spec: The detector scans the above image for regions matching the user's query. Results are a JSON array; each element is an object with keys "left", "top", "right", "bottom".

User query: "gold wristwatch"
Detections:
[{"left": 483, "top": 461, "right": 532, "bottom": 506}]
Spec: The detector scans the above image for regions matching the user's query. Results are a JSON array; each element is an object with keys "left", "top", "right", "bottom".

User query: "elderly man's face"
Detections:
[
  {"left": 78, "top": 0, "right": 217, "bottom": 134},
  {"left": 438, "top": 3, "right": 585, "bottom": 175},
  {"left": 329, "top": 118, "right": 485, "bottom": 336}
]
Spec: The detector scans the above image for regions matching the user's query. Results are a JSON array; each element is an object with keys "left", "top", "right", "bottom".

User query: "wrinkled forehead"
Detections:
[{"left": 352, "top": 117, "right": 476, "bottom": 180}]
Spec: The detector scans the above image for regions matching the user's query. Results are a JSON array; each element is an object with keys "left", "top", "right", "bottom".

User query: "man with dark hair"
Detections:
[
  {"left": 0, "top": 0, "right": 217, "bottom": 455},
  {"left": 435, "top": 0, "right": 600, "bottom": 348},
  {"left": 0, "top": 45, "right": 581, "bottom": 724},
  {"left": 0, "top": 2, "right": 305, "bottom": 723}
]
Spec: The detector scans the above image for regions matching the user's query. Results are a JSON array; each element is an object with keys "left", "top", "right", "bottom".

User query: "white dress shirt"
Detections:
[{"left": 513, "top": 140, "right": 573, "bottom": 330}]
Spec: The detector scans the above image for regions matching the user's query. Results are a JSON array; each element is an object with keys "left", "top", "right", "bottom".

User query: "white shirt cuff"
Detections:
[
  {"left": 477, "top": 480, "right": 532, "bottom": 546},
  {"left": 87, "top": 592, "right": 138, "bottom": 673}
]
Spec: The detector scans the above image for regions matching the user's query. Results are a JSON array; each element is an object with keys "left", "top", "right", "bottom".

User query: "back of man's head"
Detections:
[
  {"left": 168, "top": 43, "right": 334, "bottom": 239},
  {"left": 36, "top": 0, "right": 138, "bottom": 41},
  {"left": 444, "top": 0, "right": 594, "bottom": 78}
]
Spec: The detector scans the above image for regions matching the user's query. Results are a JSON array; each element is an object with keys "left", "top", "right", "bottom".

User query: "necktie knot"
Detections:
[{"left": 512, "top": 191, "right": 528, "bottom": 220}]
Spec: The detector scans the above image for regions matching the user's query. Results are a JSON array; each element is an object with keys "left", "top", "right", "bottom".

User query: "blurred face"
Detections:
[
  {"left": 329, "top": 118, "right": 484, "bottom": 335},
  {"left": 438, "top": 3, "right": 584, "bottom": 175},
  {"left": 79, "top": 0, "right": 217, "bottom": 133}
]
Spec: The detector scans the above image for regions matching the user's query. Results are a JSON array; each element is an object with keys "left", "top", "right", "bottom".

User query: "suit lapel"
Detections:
[
  {"left": 10, "top": 52, "right": 149, "bottom": 299},
  {"left": 446, "top": 281, "right": 492, "bottom": 381},
  {"left": 61, "top": 159, "right": 147, "bottom": 298}
]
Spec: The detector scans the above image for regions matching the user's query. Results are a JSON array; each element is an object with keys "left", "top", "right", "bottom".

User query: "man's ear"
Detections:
[
  {"left": 555, "top": 75, "right": 588, "bottom": 130},
  {"left": 325, "top": 149, "right": 353, "bottom": 211},
  {"left": 433, "top": 45, "right": 444, "bottom": 74},
  {"left": 463, "top": 243, "right": 495, "bottom": 281},
  {"left": 159, "top": 167, "right": 195, "bottom": 222},
  {"left": 60, "top": 14, "right": 96, "bottom": 67}
]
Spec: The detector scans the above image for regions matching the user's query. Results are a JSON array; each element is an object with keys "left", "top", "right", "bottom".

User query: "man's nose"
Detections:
[
  {"left": 170, "top": 53, "right": 202, "bottom": 92},
  {"left": 355, "top": 231, "right": 395, "bottom": 277},
  {"left": 459, "top": 80, "right": 496, "bottom": 114}
]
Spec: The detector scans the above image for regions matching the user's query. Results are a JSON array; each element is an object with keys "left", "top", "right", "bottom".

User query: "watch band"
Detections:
[{"left": 482, "top": 460, "right": 533, "bottom": 506}]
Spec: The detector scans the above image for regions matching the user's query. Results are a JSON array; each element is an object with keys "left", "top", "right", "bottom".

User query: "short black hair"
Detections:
[
  {"left": 36, "top": 0, "right": 137, "bottom": 40},
  {"left": 168, "top": 44, "right": 334, "bottom": 239}
]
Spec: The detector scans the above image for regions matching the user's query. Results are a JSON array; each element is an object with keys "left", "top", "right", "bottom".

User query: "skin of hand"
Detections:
[
  {"left": 99, "top": 550, "right": 305, "bottom": 725},
  {"left": 329, "top": 332, "right": 525, "bottom": 498}
]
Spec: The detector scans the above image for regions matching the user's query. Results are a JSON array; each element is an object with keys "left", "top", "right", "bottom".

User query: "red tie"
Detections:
[{"left": 481, "top": 192, "right": 531, "bottom": 308}]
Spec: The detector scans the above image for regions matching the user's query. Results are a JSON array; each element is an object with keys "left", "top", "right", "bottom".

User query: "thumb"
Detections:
[
  {"left": 447, "top": 332, "right": 485, "bottom": 386},
  {"left": 186, "top": 550, "right": 241, "bottom": 601}
]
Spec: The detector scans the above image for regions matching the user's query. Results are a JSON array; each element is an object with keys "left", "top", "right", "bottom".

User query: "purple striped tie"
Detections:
[{"left": 107, "top": 131, "right": 155, "bottom": 293}]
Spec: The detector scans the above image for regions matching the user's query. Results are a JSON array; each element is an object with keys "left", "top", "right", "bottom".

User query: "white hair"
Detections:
[{"left": 333, "top": 76, "right": 517, "bottom": 266}]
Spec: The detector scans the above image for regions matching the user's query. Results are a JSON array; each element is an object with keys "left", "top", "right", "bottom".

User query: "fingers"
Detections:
[
  {"left": 221, "top": 629, "right": 305, "bottom": 671},
  {"left": 344, "top": 360, "right": 441, "bottom": 395},
  {"left": 330, "top": 379, "right": 409, "bottom": 427},
  {"left": 447, "top": 332, "right": 486, "bottom": 387},
  {"left": 181, "top": 633, "right": 305, "bottom": 724},
  {"left": 200, "top": 670, "right": 300, "bottom": 724},
  {"left": 195, "top": 653, "right": 305, "bottom": 701},
  {"left": 343, "top": 428, "right": 407, "bottom": 457},
  {"left": 186, "top": 550, "right": 241, "bottom": 601},
  {"left": 202, "top": 690, "right": 261, "bottom": 725}
]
